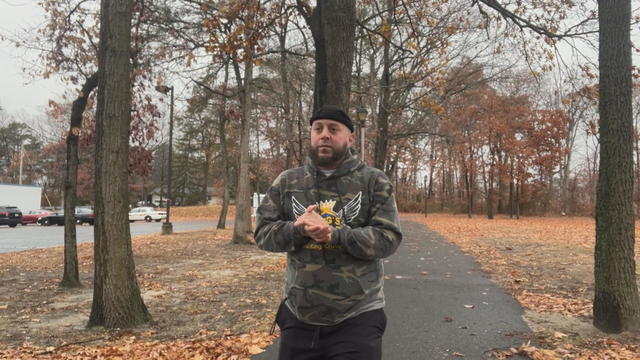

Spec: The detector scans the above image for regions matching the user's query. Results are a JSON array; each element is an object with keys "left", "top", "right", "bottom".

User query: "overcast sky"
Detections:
[{"left": 0, "top": 0, "right": 66, "bottom": 117}]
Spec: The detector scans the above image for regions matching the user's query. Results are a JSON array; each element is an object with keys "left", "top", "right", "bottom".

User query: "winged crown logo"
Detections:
[{"left": 292, "top": 192, "right": 362, "bottom": 229}]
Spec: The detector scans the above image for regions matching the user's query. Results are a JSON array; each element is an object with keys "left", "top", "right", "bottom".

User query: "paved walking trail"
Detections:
[{"left": 254, "top": 217, "right": 530, "bottom": 359}]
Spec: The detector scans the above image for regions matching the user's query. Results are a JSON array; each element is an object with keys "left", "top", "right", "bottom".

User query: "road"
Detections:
[{"left": 0, "top": 220, "right": 219, "bottom": 253}]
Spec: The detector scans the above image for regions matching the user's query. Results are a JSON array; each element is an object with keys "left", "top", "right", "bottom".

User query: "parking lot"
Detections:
[{"left": 0, "top": 220, "right": 217, "bottom": 253}]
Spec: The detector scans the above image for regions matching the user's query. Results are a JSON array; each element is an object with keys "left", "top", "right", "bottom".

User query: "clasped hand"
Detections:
[{"left": 294, "top": 205, "right": 332, "bottom": 243}]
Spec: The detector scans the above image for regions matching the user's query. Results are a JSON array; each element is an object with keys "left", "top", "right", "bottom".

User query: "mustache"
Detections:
[{"left": 308, "top": 143, "right": 348, "bottom": 167}]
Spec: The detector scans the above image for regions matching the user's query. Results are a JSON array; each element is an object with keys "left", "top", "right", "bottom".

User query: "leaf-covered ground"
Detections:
[
  {"left": 2, "top": 211, "right": 639, "bottom": 359},
  {"left": 412, "top": 213, "right": 640, "bottom": 359},
  {"left": 0, "top": 221, "right": 284, "bottom": 359},
  {"left": 170, "top": 205, "right": 236, "bottom": 222}
]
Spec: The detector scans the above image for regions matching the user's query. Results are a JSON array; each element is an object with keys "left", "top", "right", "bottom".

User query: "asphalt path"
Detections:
[
  {"left": 0, "top": 220, "right": 220, "bottom": 253},
  {"left": 254, "top": 217, "right": 530, "bottom": 359}
]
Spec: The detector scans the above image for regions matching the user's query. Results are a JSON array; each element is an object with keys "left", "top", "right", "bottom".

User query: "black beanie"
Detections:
[{"left": 310, "top": 105, "right": 354, "bottom": 132}]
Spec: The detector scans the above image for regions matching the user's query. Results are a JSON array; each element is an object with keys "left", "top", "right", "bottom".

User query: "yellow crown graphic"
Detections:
[{"left": 319, "top": 199, "right": 337, "bottom": 214}]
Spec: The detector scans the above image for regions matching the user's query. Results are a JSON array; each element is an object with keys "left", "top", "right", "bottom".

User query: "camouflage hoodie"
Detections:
[{"left": 255, "top": 148, "right": 402, "bottom": 325}]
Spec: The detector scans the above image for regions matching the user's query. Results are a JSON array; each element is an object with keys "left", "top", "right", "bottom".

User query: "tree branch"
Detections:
[
  {"left": 475, "top": 0, "right": 598, "bottom": 39},
  {"left": 191, "top": 78, "right": 239, "bottom": 99},
  {"left": 295, "top": 0, "right": 312, "bottom": 28}
]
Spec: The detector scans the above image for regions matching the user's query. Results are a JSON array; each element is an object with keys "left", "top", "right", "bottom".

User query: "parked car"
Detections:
[
  {"left": 37, "top": 211, "right": 65, "bottom": 226},
  {"left": 0, "top": 206, "right": 22, "bottom": 228},
  {"left": 129, "top": 207, "right": 166, "bottom": 222},
  {"left": 75, "top": 207, "right": 95, "bottom": 225},
  {"left": 21, "top": 209, "right": 55, "bottom": 225},
  {"left": 37, "top": 207, "right": 94, "bottom": 226}
]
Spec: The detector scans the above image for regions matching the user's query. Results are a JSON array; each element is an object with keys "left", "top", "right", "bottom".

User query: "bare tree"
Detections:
[
  {"left": 232, "top": 0, "right": 260, "bottom": 244},
  {"left": 60, "top": 71, "right": 99, "bottom": 288},
  {"left": 593, "top": 0, "right": 640, "bottom": 333},
  {"left": 88, "top": 0, "right": 151, "bottom": 328},
  {"left": 297, "top": 0, "right": 357, "bottom": 111}
]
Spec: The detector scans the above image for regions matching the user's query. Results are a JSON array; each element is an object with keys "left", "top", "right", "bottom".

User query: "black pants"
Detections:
[{"left": 275, "top": 303, "right": 387, "bottom": 360}]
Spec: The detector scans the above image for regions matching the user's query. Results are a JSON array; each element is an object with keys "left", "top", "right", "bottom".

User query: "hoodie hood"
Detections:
[{"left": 305, "top": 147, "right": 365, "bottom": 178}]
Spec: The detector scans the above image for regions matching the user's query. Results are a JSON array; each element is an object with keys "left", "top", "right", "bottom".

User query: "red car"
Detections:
[{"left": 21, "top": 209, "right": 55, "bottom": 225}]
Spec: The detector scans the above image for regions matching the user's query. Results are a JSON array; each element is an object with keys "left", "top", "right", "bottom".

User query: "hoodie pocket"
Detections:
[{"left": 287, "top": 262, "right": 367, "bottom": 324}]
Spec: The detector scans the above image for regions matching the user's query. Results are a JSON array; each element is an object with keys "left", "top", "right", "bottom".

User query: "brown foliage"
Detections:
[{"left": 0, "top": 331, "right": 275, "bottom": 360}]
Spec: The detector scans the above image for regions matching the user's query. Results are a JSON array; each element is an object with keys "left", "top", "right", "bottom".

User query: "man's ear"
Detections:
[{"left": 348, "top": 132, "right": 355, "bottom": 146}]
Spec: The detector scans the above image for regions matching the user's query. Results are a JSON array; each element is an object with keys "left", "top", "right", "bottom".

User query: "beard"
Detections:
[{"left": 309, "top": 143, "right": 349, "bottom": 169}]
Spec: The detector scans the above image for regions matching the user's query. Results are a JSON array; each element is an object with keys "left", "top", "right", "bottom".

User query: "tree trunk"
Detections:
[
  {"left": 428, "top": 166, "right": 434, "bottom": 199},
  {"left": 279, "top": 7, "right": 294, "bottom": 170},
  {"left": 440, "top": 157, "right": 446, "bottom": 212},
  {"left": 487, "top": 178, "right": 494, "bottom": 219},
  {"left": 202, "top": 134, "right": 212, "bottom": 205},
  {"left": 159, "top": 147, "right": 165, "bottom": 205},
  {"left": 373, "top": 0, "right": 393, "bottom": 171},
  {"left": 232, "top": 59, "right": 253, "bottom": 244},
  {"left": 217, "top": 63, "right": 231, "bottom": 230},
  {"left": 560, "top": 147, "right": 573, "bottom": 215},
  {"left": 182, "top": 138, "right": 192, "bottom": 205},
  {"left": 218, "top": 175, "right": 231, "bottom": 229},
  {"left": 515, "top": 180, "right": 520, "bottom": 220},
  {"left": 509, "top": 158, "right": 514, "bottom": 219},
  {"left": 467, "top": 143, "right": 475, "bottom": 217},
  {"left": 303, "top": 0, "right": 356, "bottom": 112},
  {"left": 464, "top": 168, "right": 472, "bottom": 219},
  {"left": 594, "top": 0, "right": 640, "bottom": 333},
  {"left": 60, "top": 72, "right": 99, "bottom": 288},
  {"left": 423, "top": 175, "right": 428, "bottom": 217},
  {"left": 497, "top": 153, "right": 505, "bottom": 214},
  {"left": 487, "top": 152, "right": 495, "bottom": 220},
  {"left": 428, "top": 144, "right": 435, "bottom": 199},
  {"left": 88, "top": 0, "right": 151, "bottom": 328},
  {"left": 231, "top": 2, "right": 257, "bottom": 244},
  {"left": 297, "top": 95, "right": 305, "bottom": 166},
  {"left": 635, "top": 126, "right": 640, "bottom": 219}
]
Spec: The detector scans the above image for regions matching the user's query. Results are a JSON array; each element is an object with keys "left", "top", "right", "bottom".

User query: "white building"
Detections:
[{"left": 0, "top": 183, "right": 42, "bottom": 212}]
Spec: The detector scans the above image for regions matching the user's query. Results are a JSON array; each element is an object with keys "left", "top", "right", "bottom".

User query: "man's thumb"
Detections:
[{"left": 306, "top": 205, "right": 317, "bottom": 213}]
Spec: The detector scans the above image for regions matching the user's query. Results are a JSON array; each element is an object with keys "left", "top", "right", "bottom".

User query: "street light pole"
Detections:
[{"left": 156, "top": 84, "right": 174, "bottom": 235}]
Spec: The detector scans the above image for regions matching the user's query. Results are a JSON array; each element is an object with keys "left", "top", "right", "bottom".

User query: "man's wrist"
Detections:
[
  {"left": 293, "top": 223, "right": 307, "bottom": 237},
  {"left": 329, "top": 227, "right": 339, "bottom": 244}
]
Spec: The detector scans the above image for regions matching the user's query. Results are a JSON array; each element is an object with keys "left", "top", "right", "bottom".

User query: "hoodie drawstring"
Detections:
[{"left": 269, "top": 298, "right": 287, "bottom": 335}]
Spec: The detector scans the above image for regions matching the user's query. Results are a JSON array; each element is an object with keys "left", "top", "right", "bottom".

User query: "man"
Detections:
[{"left": 255, "top": 105, "right": 402, "bottom": 360}]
